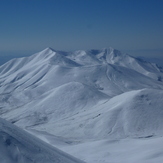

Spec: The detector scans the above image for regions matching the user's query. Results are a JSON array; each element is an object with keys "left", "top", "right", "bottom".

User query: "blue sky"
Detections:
[{"left": 0, "top": 0, "right": 163, "bottom": 62}]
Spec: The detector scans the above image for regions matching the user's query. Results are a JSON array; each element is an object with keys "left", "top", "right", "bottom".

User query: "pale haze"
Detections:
[{"left": 0, "top": 0, "right": 163, "bottom": 65}]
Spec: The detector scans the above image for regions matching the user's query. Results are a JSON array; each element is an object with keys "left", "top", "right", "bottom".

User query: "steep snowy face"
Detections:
[
  {"left": 90, "top": 48, "right": 163, "bottom": 80},
  {"left": 0, "top": 118, "right": 84, "bottom": 163}
]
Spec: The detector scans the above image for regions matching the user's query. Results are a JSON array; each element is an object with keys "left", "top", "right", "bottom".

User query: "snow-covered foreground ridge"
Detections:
[
  {"left": 0, "top": 117, "right": 84, "bottom": 163},
  {"left": 1, "top": 47, "right": 163, "bottom": 162}
]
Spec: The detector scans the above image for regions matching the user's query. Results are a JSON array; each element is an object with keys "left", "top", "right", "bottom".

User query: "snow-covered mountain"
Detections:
[
  {"left": 0, "top": 117, "right": 84, "bottom": 163},
  {"left": 1, "top": 47, "right": 163, "bottom": 162}
]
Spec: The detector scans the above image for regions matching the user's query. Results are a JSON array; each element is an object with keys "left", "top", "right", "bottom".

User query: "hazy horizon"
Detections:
[{"left": 0, "top": 0, "right": 163, "bottom": 64}]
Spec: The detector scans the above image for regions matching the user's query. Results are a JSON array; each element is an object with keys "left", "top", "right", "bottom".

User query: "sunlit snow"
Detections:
[{"left": 1, "top": 47, "right": 163, "bottom": 163}]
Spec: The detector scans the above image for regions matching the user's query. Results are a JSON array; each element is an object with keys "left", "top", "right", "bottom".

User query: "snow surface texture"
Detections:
[
  {"left": 1, "top": 47, "right": 163, "bottom": 162},
  {"left": 0, "top": 117, "right": 84, "bottom": 163}
]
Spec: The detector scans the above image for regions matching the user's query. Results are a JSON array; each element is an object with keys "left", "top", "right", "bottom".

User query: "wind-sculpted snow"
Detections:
[
  {"left": 2, "top": 82, "right": 109, "bottom": 128},
  {"left": 26, "top": 88, "right": 163, "bottom": 140},
  {"left": 1, "top": 47, "right": 163, "bottom": 162},
  {"left": 0, "top": 117, "right": 84, "bottom": 163}
]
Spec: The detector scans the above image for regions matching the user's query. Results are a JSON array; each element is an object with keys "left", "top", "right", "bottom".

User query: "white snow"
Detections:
[
  {"left": 0, "top": 117, "right": 84, "bottom": 163},
  {"left": 1, "top": 47, "right": 163, "bottom": 163},
  {"left": 59, "top": 137, "right": 163, "bottom": 163}
]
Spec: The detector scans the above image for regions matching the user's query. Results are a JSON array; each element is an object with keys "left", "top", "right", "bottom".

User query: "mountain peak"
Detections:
[
  {"left": 99, "top": 47, "right": 124, "bottom": 58},
  {"left": 41, "top": 47, "right": 56, "bottom": 53},
  {"left": 47, "top": 47, "right": 55, "bottom": 51},
  {"left": 102, "top": 47, "right": 114, "bottom": 51}
]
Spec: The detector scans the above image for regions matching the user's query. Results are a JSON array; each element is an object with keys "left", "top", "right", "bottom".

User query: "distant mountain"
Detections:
[
  {"left": 1, "top": 47, "right": 163, "bottom": 162},
  {"left": 138, "top": 56, "right": 163, "bottom": 67}
]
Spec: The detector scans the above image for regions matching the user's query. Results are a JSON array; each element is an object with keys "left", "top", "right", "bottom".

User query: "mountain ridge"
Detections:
[
  {"left": 0, "top": 117, "right": 85, "bottom": 163},
  {"left": 1, "top": 47, "right": 163, "bottom": 162}
]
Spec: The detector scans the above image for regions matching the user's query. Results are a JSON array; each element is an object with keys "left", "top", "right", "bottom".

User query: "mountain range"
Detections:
[{"left": 1, "top": 47, "right": 163, "bottom": 163}]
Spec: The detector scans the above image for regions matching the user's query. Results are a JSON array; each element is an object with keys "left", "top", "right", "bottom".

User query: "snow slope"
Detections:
[
  {"left": 1, "top": 47, "right": 163, "bottom": 162},
  {"left": 0, "top": 48, "right": 163, "bottom": 116},
  {"left": 0, "top": 117, "right": 84, "bottom": 163},
  {"left": 25, "top": 88, "right": 163, "bottom": 140},
  {"left": 59, "top": 136, "right": 163, "bottom": 163}
]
